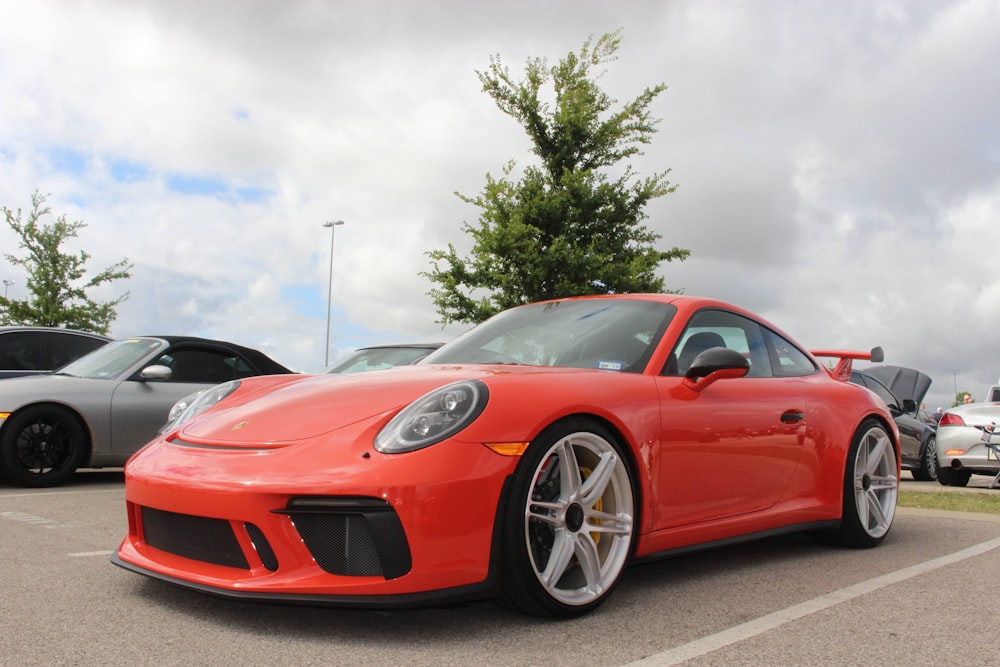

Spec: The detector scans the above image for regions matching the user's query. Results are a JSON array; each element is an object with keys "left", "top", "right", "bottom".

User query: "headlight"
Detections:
[
  {"left": 374, "top": 380, "right": 488, "bottom": 453},
  {"left": 159, "top": 380, "right": 241, "bottom": 433}
]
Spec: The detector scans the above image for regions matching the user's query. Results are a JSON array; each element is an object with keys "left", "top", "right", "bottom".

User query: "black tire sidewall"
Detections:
[{"left": 0, "top": 406, "right": 85, "bottom": 487}]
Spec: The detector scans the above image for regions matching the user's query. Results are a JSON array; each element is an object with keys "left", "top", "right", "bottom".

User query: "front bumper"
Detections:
[{"left": 114, "top": 432, "right": 519, "bottom": 604}]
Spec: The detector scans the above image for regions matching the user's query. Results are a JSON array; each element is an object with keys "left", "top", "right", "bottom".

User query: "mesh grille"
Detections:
[
  {"left": 141, "top": 506, "right": 249, "bottom": 569},
  {"left": 291, "top": 513, "right": 383, "bottom": 576}
]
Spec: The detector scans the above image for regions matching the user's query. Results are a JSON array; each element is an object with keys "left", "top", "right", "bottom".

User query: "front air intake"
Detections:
[{"left": 276, "top": 497, "right": 412, "bottom": 580}]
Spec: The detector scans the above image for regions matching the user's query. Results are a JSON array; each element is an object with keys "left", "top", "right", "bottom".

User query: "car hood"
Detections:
[
  {"left": 175, "top": 364, "right": 583, "bottom": 446},
  {"left": 863, "top": 365, "right": 932, "bottom": 406}
]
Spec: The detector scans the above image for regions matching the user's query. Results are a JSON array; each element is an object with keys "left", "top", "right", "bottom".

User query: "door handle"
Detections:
[{"left": 781, "top": 410, "right": 805, "bottom": 423}]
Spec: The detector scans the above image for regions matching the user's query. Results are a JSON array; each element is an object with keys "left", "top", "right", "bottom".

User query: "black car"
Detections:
[
  {"left": 0, "top": 326, "right": 111, "bottom": 379},
  {"left": 851, "top": 366, "right": 937, "bottom": 480}
]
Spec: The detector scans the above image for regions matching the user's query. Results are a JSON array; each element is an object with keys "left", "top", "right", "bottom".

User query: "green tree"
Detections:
[
  {"left": 424, "top": 30, "right": 689, "bottom": 325},
  {"left": 1, "top": 191, "right": 133, "bottom": 334}
]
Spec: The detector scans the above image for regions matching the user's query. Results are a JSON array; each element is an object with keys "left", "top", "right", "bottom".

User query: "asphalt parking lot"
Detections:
[{"left": 2, "top": 470, "right": 998, "bottom": 667}]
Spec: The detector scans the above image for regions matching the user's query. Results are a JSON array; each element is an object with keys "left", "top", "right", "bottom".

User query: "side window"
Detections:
[
  {"left": 0, "top": 331, "right": 42, "bottom": 370},
  {"left": 159, "top": 348, "right": 243, "bottom": 384},
  {"left": 663, "top": 309, "right": 770, "bottom": 377},
  {"left": 46, "top": 332, "right": 107, "bottom": 370},
  {"left": 761, "top": 328, "right": 817, "bottom": 377}
]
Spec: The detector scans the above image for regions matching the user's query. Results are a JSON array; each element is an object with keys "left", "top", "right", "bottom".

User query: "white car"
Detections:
[{"left": 935, "top": 385, "right": 1000, "bottom": 488}]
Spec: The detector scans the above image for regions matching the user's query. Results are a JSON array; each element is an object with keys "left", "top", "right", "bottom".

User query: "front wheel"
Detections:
[
  {"left": 500, "top": 418, "right": 636, "bottom": 617},
  {"left": 830, "top": 419, "right": 898, "bottom": 548},
  {"left": 0, "top": 406, "right": 86, "bottom": 487}
]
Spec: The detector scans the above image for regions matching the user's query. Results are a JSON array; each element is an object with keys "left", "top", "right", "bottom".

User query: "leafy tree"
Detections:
[
  {"left": 0, "top": 191, "right": 133, "bottom": 334},
  {"left": 424, "top": 30, "right": 689, "bottom": 325},
  {"left": 953, "top": 391, "right": 973, "bottom": 407}
]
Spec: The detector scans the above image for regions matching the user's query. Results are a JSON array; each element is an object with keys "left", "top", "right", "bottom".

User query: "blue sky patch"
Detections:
[{"left": 47, "top": 147, "right": 87, "bottom": 176}]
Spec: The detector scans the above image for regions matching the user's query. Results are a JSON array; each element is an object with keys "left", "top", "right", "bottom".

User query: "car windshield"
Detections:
[
  {"left": 423, "top": 299, "right": 676, "bottom": 373},
  {"left": 57, "top": 338, "right": 166, "bottom": 379},
  {"left": 325, "top": 346, "right": 438, "bottom": 374}
]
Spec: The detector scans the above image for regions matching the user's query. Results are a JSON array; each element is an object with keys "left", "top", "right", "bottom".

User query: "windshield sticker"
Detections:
[{"left": 598, "top": 360, "right": 624, "bottom": 371}]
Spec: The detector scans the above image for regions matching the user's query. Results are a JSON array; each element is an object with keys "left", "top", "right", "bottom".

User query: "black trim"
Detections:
[
  {"left": 110, "top": 553, "right": 496, "bottom": 610},
  {"left": 275, "top": 496, "right": 412, "bottom": 580},
  {"left": 631, "top": 520, "right": 840, "bottom": 564},
  {"left": 244, "top": 522, "right": 278, "bottom": 571}
]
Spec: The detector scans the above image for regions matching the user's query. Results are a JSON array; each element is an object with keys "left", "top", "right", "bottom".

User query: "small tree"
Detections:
[
  {"left": 424, "top": 30, "right": 689, "bottom": 325},
  {"left": 1, "top": 191, "right": 133, "bottom": 334}
]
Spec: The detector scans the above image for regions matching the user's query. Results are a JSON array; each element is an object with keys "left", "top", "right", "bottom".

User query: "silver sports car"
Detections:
[
  {"left": 0, "top": 336, "right": 293, "bottom": 487},
  {"left": 936, "top": 386, "right": 1000, "bottom": 488}
]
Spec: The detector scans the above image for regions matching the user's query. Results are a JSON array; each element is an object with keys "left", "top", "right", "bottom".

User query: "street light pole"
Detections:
[
  {"left": 322, "top": 220, "right": 345, "bottom": 367},
  {"left": 2, "top": 280, "right": 13, "bottom": 298}
]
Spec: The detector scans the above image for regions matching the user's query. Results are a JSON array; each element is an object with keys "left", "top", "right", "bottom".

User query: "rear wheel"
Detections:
[
  {"left": 830, "top": 419, "right": 897, "bottom": 548},
  {"left": 500, "top": 418, "right": 636, "bottom": 617},
  {"left": 937, "top": 466, "right": 972, "bottom": 487},
  {"left": 0, "top": 406, "right": 86, "bottom": 487},
  {"left": 912, "top": 437, "right": 938, "bottom": 482}
]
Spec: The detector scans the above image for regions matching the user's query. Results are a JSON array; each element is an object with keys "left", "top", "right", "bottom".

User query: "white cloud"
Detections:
[{"left": 0, "top": 0, "right": 998, "bottom": 407}]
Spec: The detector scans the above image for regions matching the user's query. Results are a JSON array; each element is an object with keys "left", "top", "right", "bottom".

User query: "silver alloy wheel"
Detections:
[
  {"left": 853, "top": 424, "right": 898, "bottom": 539},
  {"left": 523, "top": 431, "right": 634, "bottom": 607}
]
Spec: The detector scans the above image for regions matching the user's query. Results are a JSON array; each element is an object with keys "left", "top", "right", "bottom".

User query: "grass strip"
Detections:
[{"left": 898, "top": 490, "right": 1000, "bottom": 515}]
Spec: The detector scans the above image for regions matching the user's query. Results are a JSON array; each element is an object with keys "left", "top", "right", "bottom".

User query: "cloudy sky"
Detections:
[{"left": 1, "top": 0, "right": 998, "bottom": 410}]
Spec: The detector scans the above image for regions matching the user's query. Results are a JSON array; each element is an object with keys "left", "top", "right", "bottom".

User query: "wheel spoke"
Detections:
[
  {"left": 865, "top": 488, "right": 889, "bottom": 531},
  {"left": 579, "top": 451, "right": 617, "bottom": 507},
  {"left": 527, "top": 499, "right": 566, "bottom": 526},
  {"left": 865, "top": 434, "right": 889, "bottom": 475},
  {"left": 555, "top": 440, "right": 583, "bottom": 499},
  {"left": 571, "top": 533, "right": 603, "bottom": 595},
  {"left": 539, "top": 528, "right": 575, "bottom": 588},
  {"left": 585, "top": 508, "right": 633, "bottom": 536}
]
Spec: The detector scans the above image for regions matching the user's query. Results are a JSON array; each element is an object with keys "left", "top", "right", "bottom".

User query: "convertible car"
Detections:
[
  {"left": 936, "top": 386, "right": 1000, "bottom": 487},
  {"left": 113, "top": 295, "right": 900, "bottom": 617},
  {"left": 0, "top": 336, "right": 293, "bottom": 487}
]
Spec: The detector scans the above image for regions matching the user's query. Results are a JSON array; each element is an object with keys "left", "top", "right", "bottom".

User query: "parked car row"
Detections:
[{"left": 0, "top": 327, "right": 448, "bottom": 488}]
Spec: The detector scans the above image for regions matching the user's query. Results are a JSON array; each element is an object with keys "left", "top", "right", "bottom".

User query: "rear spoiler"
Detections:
[{"left": 810, "top": 346, "right": 884, "bottom": 382}]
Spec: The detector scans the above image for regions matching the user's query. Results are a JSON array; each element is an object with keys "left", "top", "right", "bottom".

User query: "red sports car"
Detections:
[{"left": 113, "top": 294, "right": 899, "bottom": 617}]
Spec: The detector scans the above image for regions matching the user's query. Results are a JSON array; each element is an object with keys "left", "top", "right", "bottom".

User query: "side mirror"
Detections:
[
  {"left": 683, "top": 347, "right": 750, "bottom": 391},
  {"left": 901, "top": 398, "right": 917, "bottom": 414},
  {"left": 140, "top": 364, "right": 172, "bottom": 381}
]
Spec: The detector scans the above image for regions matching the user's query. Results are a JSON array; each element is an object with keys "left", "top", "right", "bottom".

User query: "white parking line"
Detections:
[
  {"left": 67, "top": 550, "right": 115, "bottom": 557},
  {"left": 0, "top": 510, "right": 73, "bottom": 528},
  {"left": 0, "top": 488, "right": 122, "bottom": 499},
  {"left": 626, "top": 536, "right": 1000, "bottom": 666}
]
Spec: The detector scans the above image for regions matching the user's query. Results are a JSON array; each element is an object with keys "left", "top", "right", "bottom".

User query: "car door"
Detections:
[
  {"left": 653, "top": 309, "right": 812, "bottom": 529},
  {"left": 108, "top": 345, "right": 247, "bottom": 454}
]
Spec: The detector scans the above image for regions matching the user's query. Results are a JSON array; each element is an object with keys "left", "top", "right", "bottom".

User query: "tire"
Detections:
[
  {"left": 500, "top": 418, "right": 636, "bottom": 617},
  {"left": 829, "top": 419, "right": 898, "bottom": 548},
  {"left": 911, "top": 437, "right": 938, "bottom": 482},
  {"left": 936, "top": 466, "right": 971, "bottom": 487},
  {"left": 0, "top": 406, "right": 86, "bottom": 487}
]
